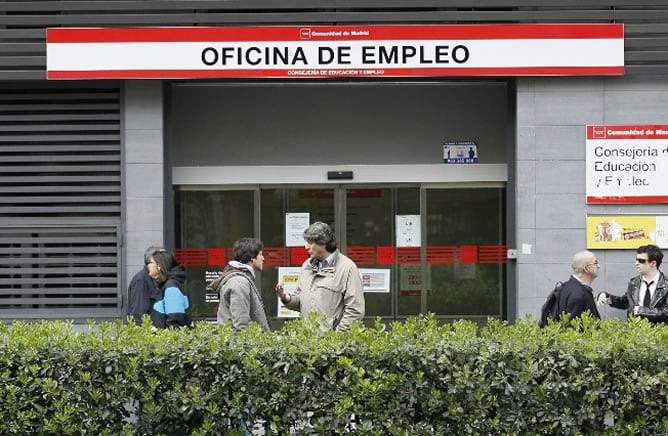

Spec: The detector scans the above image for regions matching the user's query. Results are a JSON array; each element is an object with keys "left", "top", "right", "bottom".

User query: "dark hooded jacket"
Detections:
[
  {"left": 127, "top": 265, "right": 162, "bottom": 324},
  {"left": 150, "top": 265, "right": 192, "bottom": 328}
]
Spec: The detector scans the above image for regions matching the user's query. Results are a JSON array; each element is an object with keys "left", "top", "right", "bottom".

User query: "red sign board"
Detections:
[{"left": 47, "top": 24, "right": 624, "bottom": 79}]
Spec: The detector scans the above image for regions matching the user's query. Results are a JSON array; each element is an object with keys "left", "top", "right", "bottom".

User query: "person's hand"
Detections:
[
  {"left": 597, "top": 293, "right": 610, "bottom": 305},
  {"left": 275, "top": 283, "right": 290, "bottom": 303},
  {"left": 633, "top": 305, "right": 641, "bottom": 316}
]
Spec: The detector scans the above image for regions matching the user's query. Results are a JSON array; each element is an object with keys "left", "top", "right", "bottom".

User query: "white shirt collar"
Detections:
[{"left": 642, "top": 270, "right": 660, "bottom": 284}]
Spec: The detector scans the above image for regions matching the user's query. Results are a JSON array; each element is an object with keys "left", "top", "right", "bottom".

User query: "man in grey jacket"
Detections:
[
  {"left": 213, "top": 237, "right": 270, "bottom": 332},
  {"left": 275, "top": 221, "right": 365, "bottom": 332}
]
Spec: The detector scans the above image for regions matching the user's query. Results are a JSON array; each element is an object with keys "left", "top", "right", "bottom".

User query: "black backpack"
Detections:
[{"left": 538, "top": 281, "right": 564, "bottom": 328}]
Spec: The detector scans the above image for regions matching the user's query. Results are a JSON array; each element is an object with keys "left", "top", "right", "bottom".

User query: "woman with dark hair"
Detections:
[{"left": 147, "top": 250, "right": 192, "bottom": 328}]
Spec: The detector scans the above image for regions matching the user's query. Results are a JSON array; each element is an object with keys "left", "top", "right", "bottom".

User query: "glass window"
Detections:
[
  {"left": 425, "top": 188, "right": 506, "bottom": 319},
  {"left": 174, "top": 185, "right": 506, "bottom": 324},
  {"left": 345, "top": 188, "right": 394, "bottom": 318},
  {"left": 175, "top": 190, "right": 254, "bottom": 318}
]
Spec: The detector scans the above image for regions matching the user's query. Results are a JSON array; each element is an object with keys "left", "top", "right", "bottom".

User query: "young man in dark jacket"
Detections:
[{"left": 598, "top": 244, "right": 667, "bottom": 324}]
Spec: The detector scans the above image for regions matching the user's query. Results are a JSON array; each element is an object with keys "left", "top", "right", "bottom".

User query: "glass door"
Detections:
[
  {"left": 424, "top": 187, "right": 506, "bottom": 322},
  {"left": 343, "top": 185, "right": 505, "bottom": 324},
  {"left": 343, "top": 187, "right": 421, "bottom": 321},
  {"left": 174, "top": 189, "right": 255, "bottom": 319},
  {"left": 175, "top": 183, "right": 506, "bottom": 325}
]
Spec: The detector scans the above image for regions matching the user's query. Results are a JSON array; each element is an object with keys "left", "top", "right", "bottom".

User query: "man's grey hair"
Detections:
[
  {"left": 571, "top": 250, "right": 594, "bottom": 274},
  {"left": 303, "top": 221, "right": 337, "bottom": 252},
  {"left": 144, "top": 245, "right": 166, "bottom": 265}
]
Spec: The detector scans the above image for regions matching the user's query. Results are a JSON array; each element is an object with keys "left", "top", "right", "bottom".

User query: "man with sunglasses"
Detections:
[{"left": 597, "top": 244, "right": 668, "bottom": 324}]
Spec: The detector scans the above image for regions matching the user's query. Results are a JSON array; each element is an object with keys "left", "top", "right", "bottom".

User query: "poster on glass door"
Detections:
[
  {"left": 285, "top": 212, "right": 310, "bottom": 247},
  {"left": 277, "top": 267, "right": 301, "bottom": 318},
  {"left": 359, "top": 268, "right": 390, "bottom": 293},
  {"left": 396, "top": 215, "right": 421, "bottom": 247}
]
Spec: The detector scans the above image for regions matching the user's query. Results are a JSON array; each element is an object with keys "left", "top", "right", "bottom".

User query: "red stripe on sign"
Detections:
[
  {"left": 263, "top": 247, "right": 289, "bottom": 267},
  {"left": 46, "top": 24, "right": 623, "bottom": 43},
  {"left": 291, "top": 247, "right": 309, "bottom": 266},
  {"left": 47, "top": 65, "right": 625, "bottom": 80},
  {"left": 587, "top": 196, "right": 668, "bottom": 204},
  {"left": 175, "top": 248, "right": 206, "bottom": 267},
  {"left": 479, "top": 245, "right": 508, "bottom": 264},
  {"left": 377, "top": 66, "right": 624, "bottom": 76},
  {"left": 346, "top": 246, "right": 376, "bottom": 266},
  {"left": 459, "top": 246, "right": 478, "bottom": 264},
  {"left": 397, "top": 247, "right": 420, "bottom": 265},
  {"left": 427, "top": 246, "right": 457, "bottom": 265},
  {"left": 207, "top": 248, "right": 227, "bottom": 266},
  {"left": 586, "top": 124, "right": 668, "bottom": 140},
  {"left": 376, "top": 246, "right": 395, "bottom": 265}
]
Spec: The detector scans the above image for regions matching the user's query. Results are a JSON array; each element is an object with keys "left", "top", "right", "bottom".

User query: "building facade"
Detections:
[{"left": 1, "top": 2, "right": 667, "bottom": 325}]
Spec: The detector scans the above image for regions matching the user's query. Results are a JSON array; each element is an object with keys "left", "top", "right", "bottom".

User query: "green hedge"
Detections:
[{"left": 1, "top": 314, "right": 667, "bottom": 435}]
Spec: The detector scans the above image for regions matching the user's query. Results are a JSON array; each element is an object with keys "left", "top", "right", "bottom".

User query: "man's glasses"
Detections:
[{"left": 636, "top": 258, "right": 649, "bottom": 264}]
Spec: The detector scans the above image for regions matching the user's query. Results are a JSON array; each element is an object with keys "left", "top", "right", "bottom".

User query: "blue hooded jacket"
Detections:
[{"left": 150, "top": 265, "right": 192, "bottom": 328}]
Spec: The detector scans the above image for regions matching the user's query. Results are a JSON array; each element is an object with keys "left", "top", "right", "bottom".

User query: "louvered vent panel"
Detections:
[
  {"left": 0, "top": 224, "right": 121, "bottom": 319},
  {"left": 0, "top": 83, "right": 121, "bottom": 320},
  {"left": 0, "top": 84, "right": 121, "bottom": 217}
]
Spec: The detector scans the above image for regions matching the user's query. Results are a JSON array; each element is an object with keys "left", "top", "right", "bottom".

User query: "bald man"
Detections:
[{"left": 558, "top": 250, "right": 601, "bottom": 324}]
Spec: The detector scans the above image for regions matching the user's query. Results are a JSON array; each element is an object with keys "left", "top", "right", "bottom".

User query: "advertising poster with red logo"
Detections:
[{"left": 586, "top": 125, "right": 668, "bottom": 204}]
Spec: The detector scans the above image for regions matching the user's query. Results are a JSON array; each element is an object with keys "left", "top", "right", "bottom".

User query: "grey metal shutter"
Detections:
[{"left": 0, "top": 82, "right": 121, "bottom": 320}]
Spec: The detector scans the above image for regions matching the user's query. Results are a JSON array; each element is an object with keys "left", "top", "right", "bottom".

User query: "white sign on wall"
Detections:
[
  {"left": 443, "top": 140, "right": 478, "bottom": 164},
  {"left": 586, "top": 125, "right": 668, "bottom": 204}
]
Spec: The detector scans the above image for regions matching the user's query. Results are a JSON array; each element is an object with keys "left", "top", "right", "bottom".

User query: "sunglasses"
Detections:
[{"left": 635, "top": 258, "right": 649, "bottom": 264}]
